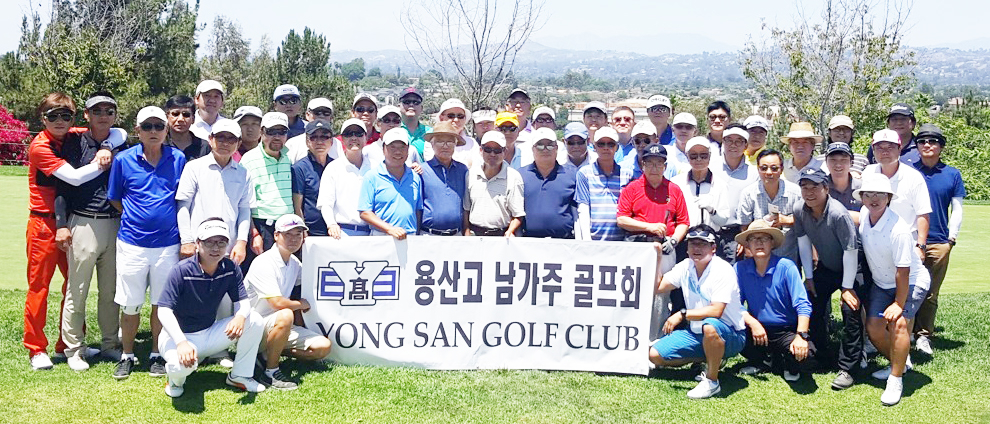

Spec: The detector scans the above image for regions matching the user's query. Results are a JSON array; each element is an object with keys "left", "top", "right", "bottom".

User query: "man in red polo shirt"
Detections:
[
  {"left": 617, "top": 143, "right": 689, "bottom": 339},
  {"left": 25, "top": 92, "right": 125, "bottom": 370}
]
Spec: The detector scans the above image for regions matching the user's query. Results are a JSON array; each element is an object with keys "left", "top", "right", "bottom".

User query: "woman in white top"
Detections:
[{"left": 855, "top": 173, "right": 931, "bottom": 406}]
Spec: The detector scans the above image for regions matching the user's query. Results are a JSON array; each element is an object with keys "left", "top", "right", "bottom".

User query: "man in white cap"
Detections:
[
  {"left": 286, "top": 98, "right": 339, "bottom": 163},
  {"left": 671, "top": 137, "right": 730, "bottom": 242},
  {"left": 862, "top": 129, "right": 932, "bottom": 268},
  {"left": 359, "top": 128, "right": 424, "bottom": 239},
  {"left": 272, "top": 84, "right": 306, "bottom": 139},
  {"left": 347, "top": 93, "right": 381, "bottom": 144},
  {"left": 532, "top": 106, "right": 556, "bottom": 131},
  {"left": 521, "top": 128, "right": 577, "bottom": 238},
  {"left": 318, "top": 119, "right": 374, "bottom": 238},
  {"left": 646, "top": 95, "right": 675, "bottom": 145},
  {"left": 620, "top": 120, "right": 668, "bottom": 183},
  {"left": 398, "top": 88, "right": 431, "bottom": 159},
  {"left": 471, "top": 107, "right": 497, "bottom": 140},
  {"left": 665, "top": 112, "right": 699, "bottom": 174},
  {"left": 427, "top": 98, "right": 479, "bottom": 166},
  {"left": 867, "top": 103, "right": 921, "bottom": 166},
  {"left": 291, "top": 120, "right": 335, "bottom": 237},
  {"left": 505, "top": 88, "right": 533, "bottom": 133},
  {"left": 157, "top": 218, "right": 266, "bottom": 397},
  {"left": 575, "top": 127, "right": 626, "bottom": 241},
  {"left": 233, "top": 106, "right": 264, "bottom": 162},
  {"left": 582, "top": 101, "right": 608, "bottom": 142},
  {"left": 190, "top": 79, "right": 228, "bottom": 140},
  {"left": 464, "top": 131, "right": 526, "bottom": 236},
  {"left": 246, "top": 214, "right": 332, "bottom": 390},
  {"left": 107, "top": 106, "right": 187, "bottom": 379},
  {"left": 364, "top": 106, "right": 420, "bottom": 167},
  {"left": 716, "top": 123, "right": 758, "bottom": 262},
  {"left": 743, "top": 115, "right": 771, "bottom": 166},
  {"left": 165, "top": 95, "right": 211, "bottom": 162},
  {"left": 242, "top": 112, "right": 294, "bottom": 259},
  {"left": 737, "top": 149, "right": 803, "bottom": 265},
  {"left": 562, "top": 122, "right": 596, "bottom": 172},
  {"left": 781, "top": 122, "right": 825, "bottom": 184}
]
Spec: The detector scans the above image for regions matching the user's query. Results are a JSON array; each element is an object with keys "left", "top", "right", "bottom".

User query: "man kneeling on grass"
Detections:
[
  {"left": 157, "top": 218, "right": 265, "bottom": 397},
  {"left": 246, "top": 214, "right": 332, "bottom": 390},
  {"left": 649, "top": 225, "right": 747, "bottom": 399}
]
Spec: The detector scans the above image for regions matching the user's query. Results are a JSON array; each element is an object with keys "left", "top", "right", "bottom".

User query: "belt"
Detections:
[
  {"left": 422, "top": 227, "right": 460, "bottom": 236},
  {"left": 29, "top": 210, "right": 54, "bottom": 219},
  {"left": 338, "top": 223, "right": 370, "bottom": 232},
  {"left": 72, "top": 210, "right": 119, "bottom": 219},
  {"left": 470, "top": 225, "right": 507, "bottom": 237}
]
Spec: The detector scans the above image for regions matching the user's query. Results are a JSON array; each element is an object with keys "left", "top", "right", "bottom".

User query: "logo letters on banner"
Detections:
[{"left": 318, "top": 261, "right": 400, "bottom": 305}]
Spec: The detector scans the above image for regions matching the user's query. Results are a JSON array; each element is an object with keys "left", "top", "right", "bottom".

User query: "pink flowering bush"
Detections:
[{"left": 0, "top": 104, "right": 30, "bottom": 165}]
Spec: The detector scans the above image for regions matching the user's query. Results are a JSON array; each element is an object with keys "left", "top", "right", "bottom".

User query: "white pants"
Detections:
[
  {"left": 158, "top": 312, "right": 264, "bottom": 386},
  {"left": 649, "top": 253, "right": 678, "bottom": 341}
]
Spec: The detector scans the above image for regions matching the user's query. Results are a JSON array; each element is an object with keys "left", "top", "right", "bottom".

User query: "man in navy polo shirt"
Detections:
[
  {"left": 522, "top": 128, "right": 577, "bottom": 238},
  {"left": 291, "top": 119, "right": 333, "bottom": 236},
  {"left": 911, "top": 124, "right": 966, "bottom": 355},
  {"left": 157, "top": 219, "right": 265, "bottom": 397},
  {"left": 107, "top": 106, "right": 186, "bottom": 379},
  {"left": 419, "top": 121, "right": 468, "bottom": 236},
  {"left": 358, "top": 128, "right": 423, "bottom": 239}
]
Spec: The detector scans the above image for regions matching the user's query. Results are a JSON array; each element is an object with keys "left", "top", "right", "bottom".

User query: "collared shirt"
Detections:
[
  {"left": 617, "top": 176, "right": 690, "bottom": 237},
  {"left": 175, "top": 153, "right": 251, "bottom": 246},
  {"left": 664, "top": 144, "right": 691, "bottom": 178},
  {"left": 464, "top": 162, "right": 526, "bottom": 229},
  {"left": 793, "top": 197, "right": 857, "bottom": 271},
  {"left": 317, "top": 153, "right": 373, "bottom": 227},
  {"left": 619, "top": 153, "right": 679, "bottom": 185},
  {"left": 107, "top": 144, "right": 185, "bottom": 248},
  {"left": 287, "top": 117, "right": 307, "bottom": 139},
  {"left": 27, "top": 130, "right": 71, "bottom": 214},
  {"left": 737, "top": 179, "right": 803, "bottom": 264},
  {"left": 422, "top": 132, "right": 481, "bottom": 169},
  {"left": 291, "top": 152, "right": 332, "bottom": 236},
  {"left": 614, "top": 141, "right": 636, "bottom": 164},
  {"left": 575, "top": 161, "right": 626, "bottom": 241},
  {"left": 658, "top": 124, "right": 674, "bottom": 145},
  {"left": 671, "top": 169, "right": 729, "bottom": 230},
  {"left": 913, "top": 161, "right": 966, "bottom": 244},
  {"left": 156, "top": 255, "right": 246, "bottom": 334},
  {"left": 358, "top": 162, "right": 423, "bottom": 233},
  {"left": 719, "top": 156, "right": 759, "bottom": 226},
  {"left": 166, "top": 134, "right": 212, "bottom": 162},
  {"left": 563, "top": 151, "right": 597, "bottom": 174},
  {"left": 507, "top": 145, "right": 524, "bottom": 170},
  {"left": 245, "top": 246, "right": 301, "bottom": 317},
  {"left": 521, "top": 162, "right": 577, "bottom": 238},
  {"left": 240, "top": 145, "right": 293, "bottom": 220},
  {"left": 665, "top": 256, "right": 746, "bottom": 333},
  {"left": 862, "top": 163, "right": 932, "bottom": 237},
  {"left": 362, "top": 140, "right": 420, "bottom": 169},
  {"left": 286, "top": 134, "right": 342, "bottom": 164},
  {"left": 826, "top": 174, "right": 863, "bottom": 212},
  {"left": 59, "top": 130, "right": 126, "bottom": 215},
  {"left": 190, "top": 114, "right": 228, "bottom": 140},
  {"left": 867, "top": 136, "right": 921, "bottom": 166},
  {"left": 860, "top": 207, "right": 931, "bottom": 291},
  {"left": 782, "top": 156, "right": 826, "bottom": 184},
  {"left": 403, "top": 122, "right": 432, "bottom": 161},
  {"left": 735, "top": 256, "right": 812, "bottom": 328},
  {"left": 421, "top": 157, "right": 469, "bottom": 232}
]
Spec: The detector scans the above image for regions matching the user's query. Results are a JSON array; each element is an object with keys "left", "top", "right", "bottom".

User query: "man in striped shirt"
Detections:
[
  {"left": 241, "top": 112, "right": 293, "bottom": 260},
  {"left": 575, "top": 127, "right": 628, "bottom": 241}
]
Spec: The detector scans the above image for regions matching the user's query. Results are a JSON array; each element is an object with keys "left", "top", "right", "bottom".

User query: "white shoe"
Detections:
[
  {"left": 67, "top": 352, "right": 90, "bottom": 371},
  {"left": 694, "top": 370, "right": 707, "bottom": 382},
  {"left": 226, "top": 374, "right": 266, "bottom": 393},
  {"left": 881, "top": 376, "right": 903, "bottom": 406},
  {"left": 165, "top": 378, "right": 185, "bottom": 398},
  {"left": 739, "top": 366, "right": 763, "bottom": 376},
  {"left": 687, "top": 378, "right": 721, "bottom": 399},
  {"left": 31, "top": 353, "right": 54, "bottom": 370},
  {"left": 783, "top": 370, "right": 801, "bottom": 382},
  {"left": 872, "top": 356, "right": 913, "bottom": 380},
  {"left": 916, "top": 335, "right": 933, "bottom": 355}
]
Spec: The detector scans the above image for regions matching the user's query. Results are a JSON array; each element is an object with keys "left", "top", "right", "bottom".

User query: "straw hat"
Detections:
[
  {"left": 780, "top": 122, "right": 824, "bottom": 144},
  {"left": 735, "top": 219, "right": 785, "bottom": 248},
  {"left": 424, "top": 121, "right": 465, "bottom": 146}
]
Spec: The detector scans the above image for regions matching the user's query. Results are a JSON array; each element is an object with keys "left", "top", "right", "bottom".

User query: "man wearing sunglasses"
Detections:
[
  {"left": 431, "top": 98, "right": 480, "bottom": 168},
  {"left": 715, "top": 124, "right": 758, "bottom": 263},
  {"left": 291, "top": 120, "right": 335, "bottom": 237},
  {"left": 165, "top": 95, "right": 212, "bottom": 162},
  {"left": 646, "top": 95, "right": 675, "bottom": 146},
  {"left": 561, "top": 122, "right": 596, "bottom": 172},
  {"left": 737, "top": 149, "right": 803, "bottom": 265},
  {"left": 398, "top": 88, "right": 431, "bottom": 160},
  {"left": 233, "top": 106, "right": 264, "bottom": 162},
  {"left": 575, "top": 127, "right": 627, "bottom": 242},
  {"left": 619, "top": 120, "right": 667, "bottom": 184},
  {"left": 531, "top": 106, "right": 556, "bottom": 131},
  {"left": 521, "top": 128, "right": 577, "bottom": 239},
  {"left": 242, "top": 112, "right": 294, "bottom": 263},
  {"left": 706, "top": 101, "right": 731, "bottom": 149},
  {"left": 358, "top": 128, "right": 424, "bottom": 239},
  {"left": 272, "top": 84, "right": 306, "bottom": 139},
  {"left": 107, "top": 106, "right": 187, "bottom": 379},
  {"left": 346, "top": 93, "right": 381, "bottom": 145},
  {"left": 287, "top": 98, "right": 340, "bottom": 164},
  {"left": 464, "top": 131, "right": 525, "bottom": 237},
  {"left": 664, "top": 113, "right": 699, "bottom": 175},
  {"left": 582, "top": 101, "right": 608, "bottom": 143},
  {"left": 190, "top": 80, "right": 228, "bottom": 140},
  {"left": 866, "top": 103, "right": 921, "bottom": 166},
  {"left": 494, "top": 112, "right": 525, "bottom": 170},
  {"left": 363, "top": 105, "right": 420, "bottom": 168},
  {"left": 419, "top": 121, "right": 469, "bottom": 237},
  {"left": 611, "top": 106, "right": 637, "bottom": 164}
]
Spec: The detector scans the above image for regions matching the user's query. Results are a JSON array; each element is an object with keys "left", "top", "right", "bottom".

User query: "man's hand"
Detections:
[
  {"left": 790, "top": 335, "right": 809, "bottom": 361},
  {"left": 883, "top": 303, "right": 903, "bottom": 323},
  {"left": 696, "top": 195, "right": 715, "bottom": 214},
  {"left": 386, "top": 226, "right": 407, "bottom": 240},
  {"left": 915, "top": 246, "right": 925, "bottom": 261},
  {"left": 504, "top": 230, "right": 515, "bottom": 237},
  {"left": 651, "top": 222, "right": 667, "bottom": 237},
  {"left": 55, "top": 228, "right": 72, "bottom": 252},
  {"left": 750, "top": 321, "right": 768, "bottom": 346},
  {"left": 660, "top": 238, "right": 677, "bottom": 255},
  {"left": 663, "top": 312, "right": 683, "bottom": 335},
  {"left": 251, "top": 234, "right": 264, "bottom": 254},
  {"left": 176, "top": 340, "right": 197, "bottom": 368},
  {"left": 230, "top": 240, "right": 247, "bottom": 265},
  {"left": 225, "top": 315, "right": 246, "bottom": 339},
  {"left": 328, "top": 224, "right": 342, "bottom": 240},
  {"left": 93, "top": 149, "right": 113, "bottom": 170},
  {"left": 298, "top": 298, "right": 311, "bottom": 312},
  {"left": 804, "top": 278, "right": 816, "bottom": 297},
  {"left": 179, "top": 242, "right": 197, "bottom": 259},
  {"left": 410, "top": 163, "right": 424, "bottom": 175},
  {"left": 841, "top": 289, "right": 860, "bottom": 310}
]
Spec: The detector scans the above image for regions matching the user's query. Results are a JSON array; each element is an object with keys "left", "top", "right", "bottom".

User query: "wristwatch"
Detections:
[
  {"left": 797, "top": 332, "right": 810, "bottom": 341},
  {"left": 679, "top": 308, "right": 687, "bottom": 320},
  {"left": 916, "top": 243, "right": 927, "bottom": 251},
  {"left": 949, "top": 239, "right": 957, "bottom": 246}
]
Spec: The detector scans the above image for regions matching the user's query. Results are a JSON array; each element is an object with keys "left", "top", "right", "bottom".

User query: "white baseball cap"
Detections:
[
  {"left": 472, "top": 109, "right": 497, "bottom": 123},
  {"left": 378, "top": 105, "right": 401, "bottom": 119},
  {"left": 136, "top": 106, "right": 167, "bottom": 125},
  {"left": 828, "top": 115, "right": 854, "bottom": 130},
  {"left": 647, "top": 95, "right": 672, "bottom": 110},
  {"left": 583, "top": 101, "right": 607, "bottom": 115},
  {"left": 382, "top": 127, "right": 410, "bottom": 145},
  {"left": 211, "top": 120, "right": 242, "bottom": 138},
  {"left": 307, "top": 97, "right": 333, "bottom": 112},
  {"left": 743, "top": 115, "right": 771, "bottom": 131},
  {"left": 261, "top": 112, "right": 289, "bottom": 129},
  {"left": 671, "top": 112, "right": 698, "bottom": 127},
  {"left": 195, "top": 80, "right": 225, "bottom": 97},
  {"left": 275, "top": 214, "right": 308, "bottom": 233},
  {"left": 632, "top": 120, "right": 658, "bottom": 137},
  {"left": 533, "top": 106, "right": 555, "bottom": 120},
  {"left": 480, "top": 131, "right": 507, "bottom": 148},
  {"left": 196, "top": 219, "right": 230, "bottom": 241},
  {"left": 593, "top": 127, "right": 619, "bottom": 143},
  {"left": 233, "top": 106, "right": 264, "bottom": 122},
  {"left": 439, "top": 98, "right": 468, "bottom": 115},
  {"left": 272, "top": 84, "right": 301, "bottom": 101},
  {"left": 685, "top": 136, "right": 712, "bottom": 153},
  {"left": 723, "top": 126, "right": 750, "bottom": 141},
  {"left": 352, "top": 93, "right": 379, "bottom": 108},
  {"left": 340, "top": 118, "right": 367, "bottom": 133},
  {"left": 532, "top": 127, "right": 557, "bottom": 143},
  {"left": 872, "top": 129, "right": 901, "bottom": 146}
]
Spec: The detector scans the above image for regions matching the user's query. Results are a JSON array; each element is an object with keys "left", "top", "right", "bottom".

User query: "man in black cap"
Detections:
[
  {"left": 505, "top": 88, "right": 533, "bottom": 134},
  {"left": 823, "top": 142, "right": 863, "bottom": 221},
  {"left": 867, "top": 103, "right": 921, "bottom": 166},
  {"left": 291, "top": 120, "right": 334, "bottom": 236},
  {"left": 398, "top": 87, "right": 431, "bottom": 159}
]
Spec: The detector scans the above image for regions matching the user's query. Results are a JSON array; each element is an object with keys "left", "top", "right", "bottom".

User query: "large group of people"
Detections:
[{"left": 23, "top": 82, "right": 966, "bottom": 405}]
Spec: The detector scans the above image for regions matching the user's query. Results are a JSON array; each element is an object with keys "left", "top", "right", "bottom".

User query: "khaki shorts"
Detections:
[{"left": 260, "top": 312, "right": 325, "bottom": 351}]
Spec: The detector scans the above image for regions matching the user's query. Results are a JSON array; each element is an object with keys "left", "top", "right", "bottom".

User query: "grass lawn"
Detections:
[{"left": 0, "top": 169, "right": 988, "bottom": 422}]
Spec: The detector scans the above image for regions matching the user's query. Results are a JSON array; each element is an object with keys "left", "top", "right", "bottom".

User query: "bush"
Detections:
[{"left": 0, "top": 104, "right": 29, "bottom": 166}]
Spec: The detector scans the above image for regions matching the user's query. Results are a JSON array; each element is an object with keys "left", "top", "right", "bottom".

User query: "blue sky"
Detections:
[{"left": 2, "top": 0, "right": 988, "bottom": 56}]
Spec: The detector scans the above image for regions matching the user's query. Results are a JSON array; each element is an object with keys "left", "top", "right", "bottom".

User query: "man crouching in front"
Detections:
[
  {"left": 648, "top": 225, "right": 747, "bottom": 399},
  {"left": 156, "top": 218, "right": 266, "bottom": 397}
]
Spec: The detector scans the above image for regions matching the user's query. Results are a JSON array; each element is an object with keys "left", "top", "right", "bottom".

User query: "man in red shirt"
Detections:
[{"left": 617, "top": 143, "right": 689, "bottom": 339}]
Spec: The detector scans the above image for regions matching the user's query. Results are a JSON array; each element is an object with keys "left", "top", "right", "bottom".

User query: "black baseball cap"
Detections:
[
  {"left": 640, "top": 143, "right": 667, "bottom": 161},
  {"left": 888, "top": 103, "right": 915, "bottom": 119},
  {"left": 916, "top": 123, "right": 946, "bottom": 144},
  {"left": 824, "top": 142, "right": 853, "bottom": 158},
  {"left": 305, "top": 119, "right": 333, "bottom": 135},
  {"left": 798, "top": 168, "right": 828, "bottom": 185}
]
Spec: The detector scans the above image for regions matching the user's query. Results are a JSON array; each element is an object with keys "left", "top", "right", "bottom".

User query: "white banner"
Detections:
[{"left": 301, "top": 236, "right": 657, "bottom": 375}]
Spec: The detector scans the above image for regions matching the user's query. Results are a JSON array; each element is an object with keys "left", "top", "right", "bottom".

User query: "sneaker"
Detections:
[
  {"left": 831, "top": 370, "right": 855, "bottom": 390},
  {"left": 740, "top": 360, "right": 771, "bottom": 376},
  {"left": 100, "top": 348, "right": 123, "bottom": 362},
  {"left": 916, "top": 335, "right": 933, "bottom": 355},
  {"left": 164, "top": 378, "right": 185, "bottom": 398},
  {"left": 783, "top": 370, "right": 801, "bottom": 382},
  {"left": 686, "top": 378, "right": 721, "bottom": 399},
  {"left": 226, "top": 374, "right": 266, "bottom": 393},
  {"left": 67, "top": 352, "right": 90, "bottom": 371},
  {"left": 149, "top": 356, "right": 167, "bottom": 377},
  {"left": 113, "top": 357, "right": 135, "bottom": 380},
  {"left": 872, "top": 356, "right": 913, "bottom": 380},
  {"left": 30, "top": 352, "right": 54, "bottom": 370},
  {"left": 880, "top": 376, "right": 903, "bottom": 406},
  {"left": 260, "top": 369, "right": 299, "bottom": 390}
]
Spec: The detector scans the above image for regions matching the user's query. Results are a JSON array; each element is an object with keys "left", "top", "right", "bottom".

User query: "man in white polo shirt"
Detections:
[
  {"left": 190, "top": 80, "right": 228, "bottom": 140},
  {"left": 317, "top": 119, "right": 374, "bottom": 238}
]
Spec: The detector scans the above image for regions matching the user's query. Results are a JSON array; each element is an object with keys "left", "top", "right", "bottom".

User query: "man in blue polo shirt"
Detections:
[
  {"left": 291, "top": 119, "right": 333, "bottom": 236},
  {"left": 359, "top": 128, "right": 423, "bottom": 239},
  {"left": 522, "top": 128, "right": 576, "bottom": 238},
  {"left": 735, "top": 220, "right": 814, "bottom": 382},
  {"left": 157, "top": 219, "right": 265, "bottom": 397},
  {"left": 575, "top": 127, "right": 626, "bottom": 241},
  {"left": 107, "top": 106, "right": 186, "bottom": 380},
  {"left": 419, "top": 121, "right": 468, "bottom": 236}
]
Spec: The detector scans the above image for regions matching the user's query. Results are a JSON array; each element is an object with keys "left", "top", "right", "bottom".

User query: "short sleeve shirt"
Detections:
[
  {"left": 166, "top": 135, "right": 212, "bottom": 162},
  {"left": 617, "top": 177, "right": 689, "bottom": 237},
  {"left": 792, "top": 197, "right": 857, "bottom": 272},
  {"left": 175, "top": 153, "right": 251, "bottom": 244},
  {"left": 826, "top": 174, "right": 863, "bottom": 212},
  {"left": 912, "top": 161, "right": 966, "bottom": 244},
  {"left": 860, "top": 207, "right": 931, "bottom": 291},
  {"left": 521, "top": 163, "right": 577, "bottom": 238},
  {"left": 291, "top": 152, "right": 331, "bottom": 236},
  {"left": 241, "top": 145, "right": 294, "bottom": 220},
  {"left": 719, "top": 158, "right": 759, "bottom": 226},
  {"left": 156, "top": 256, "right": 246, "bottom": 334},
  {"left": 357, "top": 162, "right": 424, "bottom": 233},
  {"left": 464, "top": 162, "right": 526, "bottom": 229},
  {"left": 665, "top": 256, "right": 746, "bottom": 333},
  {"left": 575, "top": 161, "right": 625, "bottom": 241},
  {"left": 317, "top": 153, "right": 373, "bottom": 226},
  {"left": 862, "top": 164, "right": 932, "bottom": 236},
  {"left": 245, "top": 246, "right": 302, "bottom": 317},
  {"left": 107, "top": 144, "right": 186, "bottom": 248},
  {"left": 783, "top": 156, "right": 826, "bottom": 184},
  {"left": 736, "top": 179, "right": 804, "bottom": 264}
]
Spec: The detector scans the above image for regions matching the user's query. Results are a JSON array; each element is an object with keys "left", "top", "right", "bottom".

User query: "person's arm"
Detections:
[
  {"left": 52, "top": 162, "right": 103, "bottom": 186},
  {"left": 462, "top": 210, "right": 472, "bottom": 236},
  {"left": 361, "top": 210, "right": 406, "bottom": 239},
  {"left": 916, "top": 214, "right": 930, "bottom": 248},
  {"left": 798, "top": 235, "right": 815, "bottom": 283},
  {"left": 177, "top": 200, "right": 196, "bottom": 259},
  {"left": 157, "top": 306, "right": 187, "bottom": 345},
  {"left": 265, "top": 296, "right": 310, "bottom": 312},
  {"left": 505, "top": 172, "right": 526, "bottom": 237},
  {"left": 110, "top": 200, "right": 123, "bottom": 212},
  {"left": 292, "top": 194, "right": 304, "bottom": 218},
  {"left": 671, "top": 223, "right": 688, "bottom": 244},
  {"left": 948, "top": 197, "right": 963, "bottom": 241},
  {"left": 616, "top": 216, "right": 665, "bottom": 235},
  {"left": 883, "top": 267, "right": 910, "bottom": 323},
  {"left": 742, "top": 311, "right": 767, "bottom": 346},
  {"left": 54, "top": 196, "right": 72, "bottom": 251},
  {"left": 576, "top": 204, "right": 591, "bottom": 240},
  {"left": 688, "top": 302, "right": 727, "bottom": 321},
  {"left": 291, "top": 165, "right": 305, "bottom": 217},
  {"left": 505, "top": 217, "right": 522, "bottom": 237}
]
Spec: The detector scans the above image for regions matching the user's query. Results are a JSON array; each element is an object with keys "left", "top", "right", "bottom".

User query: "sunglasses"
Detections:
[
  {"left": 482, "top": 146, "right": 504, "bottom": 154},
  {"left": 380, "top": 117, "right": 401, "bottom": 125},
  {"left": 916, "top": 138, "right": 943, "bottom": 146},
  {"left": 759, "top": 165, "right": 782, "bottom": 172},
  {"left": 534, "top": 143, "right": 557, "bottom": 151},
  {"left": 708, "top": 114, "right": 729, "bottom": 121},
  {"left": 44, "top": 111, "right": 74, "bottom": 122},
  {"left": 566, "top": 140, "right": 586, "bottom": 146},
  {"left": 265, "top": 128, "right": 288, "bottom": 136},
  {"left": 140, "top": 122, "right": 166, "bottom": 132},
  {"left": 632, "top": 137, "right": 652, "bottom": 145},
  {"left": 595, "top": 141, "right": 617, "bottom": 149},
  {"left": 276, "top": 96, "right": 301, "bottom": 105},
  {"left": 643, "top": 161, "right": 666, "bottom": 169},
  {"left": 89, "top": 108, "right": 116, "bottom": 117},
  {"left": 169, "top": 110, "right": 192, "bottom": 118},
  {"left": 498, "top": 126, "right": 518, "bottom": 133},
  {"left": 309, "top": 134, "right": 332, "bottom": 141},
  {"left": 860, "top": 191, "right": 888, "bottom": 200},
  {"left": 401, "top": 99, "right": 422, "bottom": 106},
  {"left": 200, "top": 240, "right": 229, "bottom": 249},
  {"left": 647, "top": 106, "right": 670, "bottom": 114},
  {"left": 354, "top": 106, "right": 376, "bottom": 114},
  {"left": 445, "top": 113, "right": 466, "bottom": 120},
  {"left": 673, "top": 124, "right": 695, "bottom": 130},
  {"left": 689, "top": 153, "right": 710, "bottom": 160},
  {"left": 311, "top": 109, "right": 333, "bottom": 117},
  {"left": 534, "top": 117, "right": 554, "bottom": 123},
  {"left": 613, "top": 116, "right": 633, "bottom": 123},
  {"left": 342, "top": 130, "right": 366, "bottom": 138}
]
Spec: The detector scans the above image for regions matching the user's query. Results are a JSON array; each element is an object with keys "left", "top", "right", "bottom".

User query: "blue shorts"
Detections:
[
  {"left": 651, "top": 318, "right": 746, "bottom": 360},
  {"left": 868, "top": 284, "right": 928, "bottom": 320}
]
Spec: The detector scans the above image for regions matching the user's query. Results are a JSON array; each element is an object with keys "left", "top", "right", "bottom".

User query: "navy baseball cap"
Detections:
[
  {"left": 305, "top": 119, "right": 334, "bottom": 135},
  {"left": 640, "top": 143, "right": 667, "bottom": 161},
  {"left": 400, "top": 87, "right": 423, "bottom": 100},
  {"left": 685, "top": 227, "right": 716, "bottom": 243},
  {"left": 824, "top": 142, "right": 853, "bottom": 158},
  {"left": 888, "top": 103, "right": 915, "bottom": 119},
  {"left": 798, "top": 168, "right": 828, "bottom": 185}
]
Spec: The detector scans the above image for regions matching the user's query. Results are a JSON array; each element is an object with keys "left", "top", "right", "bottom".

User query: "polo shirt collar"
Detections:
[
  {"left": 428, "top": 157, "right": 454, "bottom": 170},
  {"left": 135, "top": 143, "right": 174, "bottom": 162},
  {"left": 528, "top": 162, "right": 560, "bottom": 180},
  {"left": 307, "top": 151, "right": 331, "bottom": 168},
  {"left": 593, "top": 160, "right": 621, "bottom": 178},
  {"left": 402, "top": 122, "right": 427, "bottom": 137},
  {"left": 743, "top": 256, "right": 780, "bottom": 279},
  {"left": 377, "top": 160, "right": 410, "bottom": 183},
  {"left": 204, "top": 151, "right": 239, "bottom": 170},
  {"left": 689, "top": 169, "right": 714, "bottom": 184},
  {"left": 260, "top": 145, "right": 289, "bottom": 162},
  {"left": 867, "top": 208, "right": 898, "bottom": 233},
  {"left": 758, "top": 179, "right": 786, "bottom": 199},
  {"left": 914, "top": 160, "right": 944, "bottom": 173}
]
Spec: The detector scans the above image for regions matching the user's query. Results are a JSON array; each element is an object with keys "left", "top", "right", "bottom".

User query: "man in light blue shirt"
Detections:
[{"left": 358, "top": 128, "right": 423, "bottom": 238}]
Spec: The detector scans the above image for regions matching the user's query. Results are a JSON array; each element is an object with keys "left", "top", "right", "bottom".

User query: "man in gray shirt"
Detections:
[{"left": 793, "top": 168, "right": 864, "bottom": 390}]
